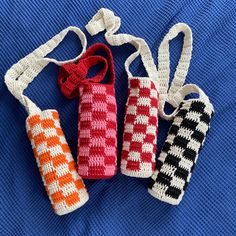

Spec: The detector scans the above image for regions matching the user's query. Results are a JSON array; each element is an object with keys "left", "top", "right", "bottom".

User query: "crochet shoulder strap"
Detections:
[
  {"left": 80, "top": 43, "right": 115, "bottom": 85},
  {"left": 58, "top": 43, "right": 114, "bottom": 99},
  {"left": 58, "top": 55, "right": 109, "bottom": 98},
  {"left": 5, "top": 26, "right": 87, "bottom": 114},
  {"left": 157, "top": 23, "right": 211, "bottom": 120},
  {"left": 85, "top": 8, "right": 158, "bottom": 88}
]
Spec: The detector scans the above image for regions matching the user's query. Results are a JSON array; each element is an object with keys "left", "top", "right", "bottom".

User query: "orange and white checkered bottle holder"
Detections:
[
  {"left": 4, "top": 27, "right": 89, "bottom": 215},
  {"left": 86, "top": 9, "right": 159, "bottom": 178}
]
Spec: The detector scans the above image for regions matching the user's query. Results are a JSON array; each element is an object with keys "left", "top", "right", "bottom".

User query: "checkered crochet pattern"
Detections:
[
  {"left": 58, "top": 43, "right": 117, "bottom": 179},
  {"left": 148, "top": 23, "right": 214, "bottom": 204},
  {"left": 86, "top": 9, "right": 159, "bottom": 178},
  {"left": 26, "top": 110, "right": 89, "bottom": 215},
  {"left": 78, "top": 83, "right": 117, "bottom": 178},
  {"left": 148, "top": 100, "right": 214, "bottom": 205},
  {"left": 4, "top": 27, "right": 89, "bottom": 215},
  {"left": 121, "top": 78, "right": 158, "bottom": 177}
]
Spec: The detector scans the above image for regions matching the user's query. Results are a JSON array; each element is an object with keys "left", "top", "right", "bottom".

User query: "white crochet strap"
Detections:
[
  {"left": 158, "top": 23, "right": 193, "bottom": 97},
  {"left": 157, "top": 23, "right": 209, "bottom": 120},
  {"left": 5, "top": 26, "right": 87, "bottom": 114},
  {"left": 86, "top": 8, "right": 158, "bottom": 87}
]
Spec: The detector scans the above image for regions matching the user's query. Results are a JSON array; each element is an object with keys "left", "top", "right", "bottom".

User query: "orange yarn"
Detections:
[{"left": 26, "top": 110, "right": 88, "bottom": 215}]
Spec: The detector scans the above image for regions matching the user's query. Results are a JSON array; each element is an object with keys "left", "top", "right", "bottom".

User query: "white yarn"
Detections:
[
  {"left": 157, "top": 23, "right": 211, "bottom": 120},
  {"left": 86, "top": 9, "right": 212, "bottom": 121},
  {"left": 85, "top": 8, "right": 158, "bottom": 89},
  {"left": 5, "top": 26, "right": 87, "bottom": 114}
]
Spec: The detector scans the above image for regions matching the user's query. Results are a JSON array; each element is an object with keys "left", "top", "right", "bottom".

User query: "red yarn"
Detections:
[
  {"left": 121, "top": 78, "right": 158, "bottom": 177},
  {"left": 58, "top": 43, "right": 117, "bottom": 179},
  {"left": 58, "top": 55, "right": 108, "bottom": 98}
]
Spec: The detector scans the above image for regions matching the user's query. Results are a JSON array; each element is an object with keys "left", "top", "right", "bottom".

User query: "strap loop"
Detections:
[
  {"left": 58, "top": 55, "right": 108, "bottom": 99},
  {"left": 158, "top": 23, "right": 193, "bottom": 97},
  {"left": 5, "top": 26, "right": 87, "bottom": 114},
  {"left": 80, "top": 43, "right": 116, "bottom": 85},
  {"left": 86, "top": 8, "right": 158, "bottom": 88},
  {"left": 157, "top": 23, "right": 212, "bottom": 120}
]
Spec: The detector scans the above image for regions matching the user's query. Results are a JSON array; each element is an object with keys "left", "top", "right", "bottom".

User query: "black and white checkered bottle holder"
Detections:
[{"left": 148, "top": 23, "right": 214, "bottom": 205}]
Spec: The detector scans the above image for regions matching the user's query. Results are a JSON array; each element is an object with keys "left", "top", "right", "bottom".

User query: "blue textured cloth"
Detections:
[{"left": 1, "top": 1, "right": 236, "bottom": 235}]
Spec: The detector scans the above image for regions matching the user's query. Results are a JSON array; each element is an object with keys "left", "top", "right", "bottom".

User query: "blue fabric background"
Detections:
[{"left": 0, "top": 0, "right": 236, "bottom": 235}]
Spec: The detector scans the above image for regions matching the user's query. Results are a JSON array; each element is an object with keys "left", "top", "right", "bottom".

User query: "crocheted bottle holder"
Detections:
[
  {"left": 148, "top": 23, "right": 214, "bottom": 205},
  {"left": 58, "top": 43, "right": 117, "bottom": 179},
  {"left": 4, "top": 27, "right": 89, "bottom": 215},
  {"left": 86, "top": 8, "right": 159, "bottom": 178}
]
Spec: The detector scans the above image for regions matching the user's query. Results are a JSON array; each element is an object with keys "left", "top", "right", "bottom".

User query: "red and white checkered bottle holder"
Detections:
[
  {"left": 4, "top": 27, "right": 89, "bottom": 215},
  {"left": 122, "top": 78, "right": 158, "bottom": 177},
  {"left": 58, "top": 43, "right": 117, "bottom": 179},
  {"left": 86, "top": 8, "right": 159, "bottom": 177}
]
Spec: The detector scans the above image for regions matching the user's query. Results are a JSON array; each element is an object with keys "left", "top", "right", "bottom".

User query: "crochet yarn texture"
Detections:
[
  {"left": 26, "top": 110, "right": 88, "bottom": 214},
  {"left": 86, "top": 8, "right": 159, "bottom": 178},
  {"left": 4, "top": 27, "right": 89, "bottom": 215},
  {"left": 148, "top": 23, "right": 214, "bottom": 205},
  {"left": 122, "top": 78, "right": 158, "bottom": 176},
  {"left": 149, "top": 100, "right": 213, "bottom": 205},
  {"left": 58, "top": 43, "right": 117, "bottom": 179}
]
